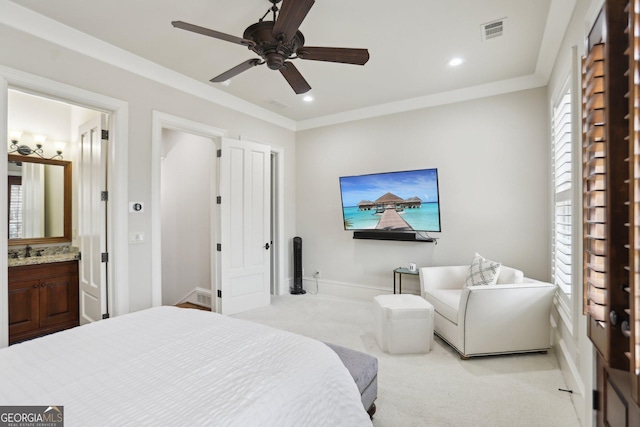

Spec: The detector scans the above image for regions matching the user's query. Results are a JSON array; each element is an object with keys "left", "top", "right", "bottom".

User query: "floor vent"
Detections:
[
  {"left": 481, "top": 18, "right": 506, "bottom": 41},
  {"left": 196, "top": 290, "right": 212, "bottom": 308}
]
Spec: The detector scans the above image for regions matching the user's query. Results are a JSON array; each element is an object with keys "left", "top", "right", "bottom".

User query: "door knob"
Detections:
[
  {"left": 264, "top": 243, "right": 270, "bottom": 250},
  {"left": 609, "top": 310, "right": 618, "bottom": 326}
]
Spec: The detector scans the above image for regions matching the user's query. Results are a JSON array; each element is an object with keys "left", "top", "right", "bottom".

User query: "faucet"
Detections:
[{"left": 24, "top": 245, "right": 32, "bottom": 258}]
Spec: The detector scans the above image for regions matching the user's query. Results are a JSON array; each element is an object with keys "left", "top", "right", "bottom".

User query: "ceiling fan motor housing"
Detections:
[{"left": 243, "top": 21, "right": 304, "bottom": 70}]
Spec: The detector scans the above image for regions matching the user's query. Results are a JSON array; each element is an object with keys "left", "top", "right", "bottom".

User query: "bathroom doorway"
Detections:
[
  {"left": 7, "top": 90, "right": 110, "bottom": 326},
  {"left": 0, "top": 67, "right": 129, "bottom": 348}
]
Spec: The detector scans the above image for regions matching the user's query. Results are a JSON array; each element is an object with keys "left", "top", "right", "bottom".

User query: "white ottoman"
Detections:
[{"left": 373, "top": 294, "right": 434, "bottom": 354}]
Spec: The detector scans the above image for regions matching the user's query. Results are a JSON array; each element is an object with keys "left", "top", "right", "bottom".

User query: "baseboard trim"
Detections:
[
  {"left": 279, "top": 275, "right": 421, "bottom": 300},
  {"left": 550, "top": 311, "right": 585, "bottom": 396},
  {"left": 301, "top": 277, "right": 407, "bottom": 300},
  {"left": 556, "top": 335, "right": 588, "bottom": 426},
  {"left": 551, "top": 313, "right": 588, "bottom": 426},
  {"left": 556, "top": 336, "right": 585, "bottom": 395}
]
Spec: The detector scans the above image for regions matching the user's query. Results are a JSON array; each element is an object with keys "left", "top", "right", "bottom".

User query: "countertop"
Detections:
[{"left": 8, "top": 253, "right": 80, "bottom": 267}]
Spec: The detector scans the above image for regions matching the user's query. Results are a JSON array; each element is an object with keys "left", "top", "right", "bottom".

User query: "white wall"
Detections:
[
  {"left": 160, "top": 129, "right": 214, "bottom": 305},
  {"left": 296, "top": 88, "right": 550, "bottom": 297},
  {"left": 8, "top": 90, "right": 71, "bottom": 148},
  {"left": 0, "top": 22, "right": 297, "bottom": 312}
]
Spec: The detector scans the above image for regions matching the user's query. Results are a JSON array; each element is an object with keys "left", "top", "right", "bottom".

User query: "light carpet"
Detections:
[{"left": 232, "top": 293, "right": 581, "bottom": 427}]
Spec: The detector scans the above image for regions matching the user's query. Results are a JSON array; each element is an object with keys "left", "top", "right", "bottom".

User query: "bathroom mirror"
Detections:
[{"left": 7, "top": 154, "right": 72, "bottom": 246}]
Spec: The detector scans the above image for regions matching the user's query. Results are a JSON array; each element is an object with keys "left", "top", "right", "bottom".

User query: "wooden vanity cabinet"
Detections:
[{"left": 8, "top": 261, "right": 79, "bottom": 344}]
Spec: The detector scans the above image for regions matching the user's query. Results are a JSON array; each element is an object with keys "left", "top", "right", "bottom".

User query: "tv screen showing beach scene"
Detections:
[{"left": 339, "top": 168, "right": 441, "bottom": 232}]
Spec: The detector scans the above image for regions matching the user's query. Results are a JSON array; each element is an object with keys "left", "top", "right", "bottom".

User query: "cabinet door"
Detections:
[
  {"left": 8, "top": 279, "right": 40, "bottom": 338},
  {"left": 596, "top": 356, "right": 640, "bottom": 427},
  {"left": 583, "top": 0, "right": 631, "bottom": 373},
  {"left": 39, "top": 273, "right": 79, "bottom": 328}
]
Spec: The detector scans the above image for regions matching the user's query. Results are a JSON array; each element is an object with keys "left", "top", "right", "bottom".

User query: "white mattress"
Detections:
[{"left": 0, "top": 306, "right": 372, "bottom": 426}]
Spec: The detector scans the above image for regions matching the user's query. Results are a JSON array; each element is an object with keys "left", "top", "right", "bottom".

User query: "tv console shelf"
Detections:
[{"left": 353, "top": 231, "right": 437, "bottom": 243}]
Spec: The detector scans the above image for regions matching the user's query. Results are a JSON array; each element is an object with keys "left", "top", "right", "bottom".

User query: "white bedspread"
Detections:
[{"left": 0, "top": 306, "right": 372, "bottom": 426}]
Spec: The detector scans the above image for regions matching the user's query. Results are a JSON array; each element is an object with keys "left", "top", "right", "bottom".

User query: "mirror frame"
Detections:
[{"left": 8, "top": 154, "right": 72, "bottom": 246}]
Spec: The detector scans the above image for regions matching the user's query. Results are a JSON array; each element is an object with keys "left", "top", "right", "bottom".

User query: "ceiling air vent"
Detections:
[
  {"left": 481, "top": 18, "right": 506, "bottom": 41},
  {"left": 267, "top": 99, "right": 290, "bottom": 109}
]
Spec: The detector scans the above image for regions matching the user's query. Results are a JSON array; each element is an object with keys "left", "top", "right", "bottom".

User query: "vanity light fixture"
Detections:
[
  {"left": 54, "top": 141, "right": 67, "bottom": 154},
  {"left": 8, "top": 131, "right": 64, "bottom": 160}
]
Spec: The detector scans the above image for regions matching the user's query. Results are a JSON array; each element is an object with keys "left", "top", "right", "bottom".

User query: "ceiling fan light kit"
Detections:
[{"left": 171, "top": 0, "right": 370, "bottom": 95}]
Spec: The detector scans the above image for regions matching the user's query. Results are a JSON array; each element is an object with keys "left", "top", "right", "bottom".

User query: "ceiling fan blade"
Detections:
[
  {"left": 172, "top": 21, "right": 254, "bottom": 47},
  {"left": 272, "top": 0, "right": 315, "bottom": 42},
  {"left": 279, "top": 62, "right": 311, "bottom": 94},
  {"left": 297, "top": 47, "right": 370, "bottom": 65},
  {"left": 210, "top": 59, "right": 262, "bottom": 82}
]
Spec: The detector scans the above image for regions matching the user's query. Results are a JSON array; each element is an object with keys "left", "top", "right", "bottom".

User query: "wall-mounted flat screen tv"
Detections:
[{"left": 339, "top": 168, "right": 441, "bottom": 233}]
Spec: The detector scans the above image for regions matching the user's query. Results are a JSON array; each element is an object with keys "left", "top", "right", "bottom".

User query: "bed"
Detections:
[{"left": 0, "top": 306, "right": 373, "bottom": 426}]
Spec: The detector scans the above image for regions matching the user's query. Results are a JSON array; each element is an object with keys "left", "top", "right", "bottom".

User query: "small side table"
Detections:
[{"left": 393, "top": 267, "right": 419, "bottom": 294}]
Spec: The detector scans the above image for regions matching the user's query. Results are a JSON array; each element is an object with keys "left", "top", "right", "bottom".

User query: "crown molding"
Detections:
[
  {"left": 298, "top": 0, "right": 574, "bottom": 131},
  {"left": 0, "top": 0, "right": 297, "bottom": 131},
  {"left": 297, "top": 73, "right": 547, "bottom": 131},
  {"left": 1, "top": 0, "right": 575, "bottom": 132}
]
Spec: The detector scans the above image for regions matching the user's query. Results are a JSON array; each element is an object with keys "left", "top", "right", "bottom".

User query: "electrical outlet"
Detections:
[{"left": 313, "top": 270, "right": 321, "bottom": 278}]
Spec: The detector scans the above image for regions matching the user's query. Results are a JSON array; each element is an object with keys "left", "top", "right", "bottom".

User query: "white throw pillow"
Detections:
[{"left": 464, "top": 253, "right": 502, "bottom": 287}]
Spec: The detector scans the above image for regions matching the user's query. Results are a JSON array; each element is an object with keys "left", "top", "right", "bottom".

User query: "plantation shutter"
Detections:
[{"left": 552, "top": 87, "right": 573, "bottom": 295}]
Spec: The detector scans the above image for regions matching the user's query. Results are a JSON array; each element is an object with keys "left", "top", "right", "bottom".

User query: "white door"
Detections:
[
  {"left": 78, "top": 116, "right": 108, "bottom": 324},
  {"left": 219, "top": 138, "right": 271, "bottom": 315}
]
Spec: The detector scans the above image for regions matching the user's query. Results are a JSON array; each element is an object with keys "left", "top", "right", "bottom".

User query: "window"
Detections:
[{"left": 551, "top": 81, "right": 573, "bottom": 297}]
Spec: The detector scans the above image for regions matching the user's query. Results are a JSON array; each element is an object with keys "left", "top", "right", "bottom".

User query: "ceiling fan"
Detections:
[{"left": 171, "top": 0, "right": 370, "bottom": 94}]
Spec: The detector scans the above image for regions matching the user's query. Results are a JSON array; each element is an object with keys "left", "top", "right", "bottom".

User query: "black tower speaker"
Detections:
[{"left": 291, "top": 236, "right": 306, "bottom": 294}]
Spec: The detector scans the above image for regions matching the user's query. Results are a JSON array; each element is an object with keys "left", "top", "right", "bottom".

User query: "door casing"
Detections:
[
  {"left": 150, "top": 112, "right": 287, "bottom": 312},
  {"left": 0, "top": 65, "right": 129, "bottom": 348}
]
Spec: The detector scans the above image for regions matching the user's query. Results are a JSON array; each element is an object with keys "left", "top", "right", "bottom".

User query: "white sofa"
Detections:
[{"left": 419, "top": 265, "right": 556, "bottom": 359}]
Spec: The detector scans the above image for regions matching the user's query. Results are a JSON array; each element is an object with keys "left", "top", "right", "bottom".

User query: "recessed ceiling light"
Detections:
[
  {"left": 303, "top": 95, "right": 314, "bottom": 102},
  {"left": 448, "top": 57, "right": 465, "bottom": 67},
  {"left": 220, "top": 80, "right": 231, "bottom": 86}
]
